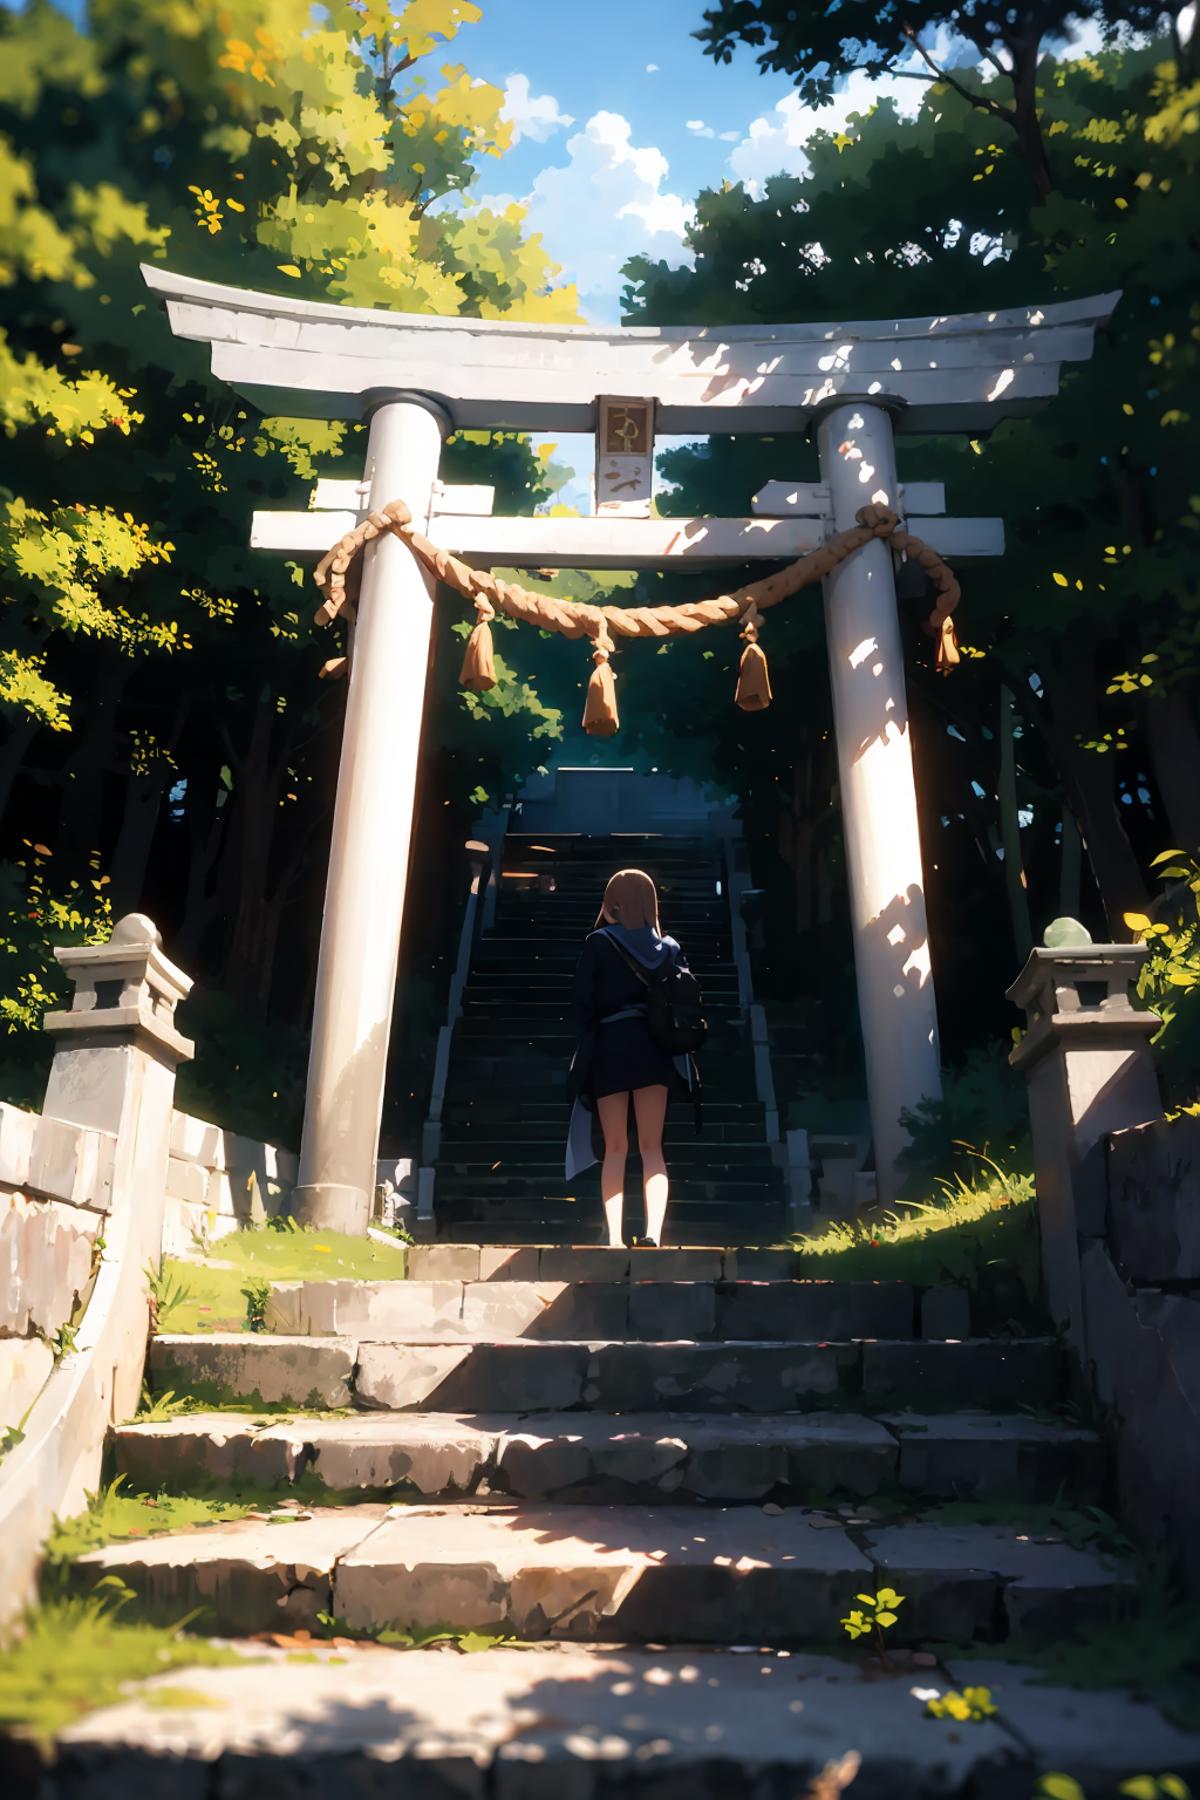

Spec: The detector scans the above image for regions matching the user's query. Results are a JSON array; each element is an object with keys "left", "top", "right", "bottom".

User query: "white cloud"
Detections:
[
  {"left": 501, "top": 72, "right": 574, "bottom": 145},
  {"left": 521, "top": 111, "right": 695, "bottom": 320},
  {"left": 689, "top": 119, "right": 741, "bottom": 142},
  {"left": 645, "top": 62, "right": 659, "bottom": 72}
]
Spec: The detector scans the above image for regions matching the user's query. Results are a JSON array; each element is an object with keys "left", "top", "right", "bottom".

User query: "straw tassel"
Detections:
[
  {"left": 582, "top": 629, "right": 619, "bottom": 737},
  {"left": 927, "top": 611, "right": 961, "bottom": 673},
  {"left": 734, "top": 601, "right": 772, "bottom": 712},
  {"left": 459, "top": 595, "right": 497, "bottom": 692}
]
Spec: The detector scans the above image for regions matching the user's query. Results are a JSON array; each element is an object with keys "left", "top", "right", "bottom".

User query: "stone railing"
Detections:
[
  {"left": 0, "top": 1102, "right": 117, "bottom": 1436},
  {"left": 164, "top": 1111, "right": 298, "bottom": 1254},
  {"left": 0, "top": 914, "right": 193, "bottom": 1620},
  {"left": 1008, "top": 932, "right": 1200, "bottom": 1584}
]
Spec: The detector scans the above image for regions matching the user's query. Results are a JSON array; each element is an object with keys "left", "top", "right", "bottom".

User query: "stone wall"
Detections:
[
  {"left": 0, "top": 1100, "right": 117, "bottom": 1433},
  {"left": 1085, "top": 1113, "right": 1200, "bottom": 1587},
  {"left": 164, "top": 1111, "right": 298, "bottom": 1254}
]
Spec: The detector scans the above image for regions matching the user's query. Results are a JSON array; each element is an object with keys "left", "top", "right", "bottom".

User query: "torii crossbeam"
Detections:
[{"left": 143, "top": 264, "right": 1118, "bottom": 1228}]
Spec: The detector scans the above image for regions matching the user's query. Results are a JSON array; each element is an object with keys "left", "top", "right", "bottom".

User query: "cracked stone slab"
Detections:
[
  {"left": 149, "top": 1333, "right": 355, "bottom": 1408},
  {"left": 115, "top": 1413, "right": 501, "bottom": 1497},
  {"left": 862, "top": 1521, "right": 1135, "bottom": 1642},
  {"left": 944, "top": 1656, "right": 1200, "bottom": 1779},
  {"left": 332, "top": 1504, "right": 871, "bottom": 1643},
  {"left": 715, "top": 1282, "right": 915, "bottom": 1344},
  {"left": 113, "top": 1412, "right": 904, "bottom": 1506},
  {"left": 861, "top": 1338, "right": 1065, "bottom": 1409},
  {"left": 355, "top": 1341, "right": 591, "bottom": 1411},
  {"left": 73, "top": 1508, "right": 389, "bottom": 1633},
  {"left": 46, "top": 1645, "right": 1036, "bottom": 1798},
  {"left": 879, "top": 1411, "right": 1105, "bottom": 1501},
  {"left": 266, "top": 1279, "right": 463, "bottom": 1337},
  {"left": 587, "top": 1342, "right": 861, "bottom": 1412}
]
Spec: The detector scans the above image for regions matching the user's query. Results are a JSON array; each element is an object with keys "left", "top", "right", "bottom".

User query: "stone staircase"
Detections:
[
  {"left": 31, "top": 1243, "right": 1200, "bottom": 1794},
  {"left": 433, "top": 833, "right": 789, "bottom": 1244}
]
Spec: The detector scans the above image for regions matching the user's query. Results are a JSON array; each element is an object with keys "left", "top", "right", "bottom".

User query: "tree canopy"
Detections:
[
  {"left": 0, "top": 0, "right": 580, "bottom": 1136},
  {"left": 696, "top": 0, "right": 1198, "bottom": 193}
]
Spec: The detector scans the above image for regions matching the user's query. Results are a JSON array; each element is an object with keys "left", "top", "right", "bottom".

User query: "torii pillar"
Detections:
[
  {"left": 815, "top": 397, "right": 941, "bottom": 1191},
  {"left": 293, "top": 394, "right": 447, "bottom": 1232}
]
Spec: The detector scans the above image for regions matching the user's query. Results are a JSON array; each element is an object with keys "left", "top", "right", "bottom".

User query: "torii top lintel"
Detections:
[{"left": 141, "top": 265, "right": 1118, "bottom": 438}]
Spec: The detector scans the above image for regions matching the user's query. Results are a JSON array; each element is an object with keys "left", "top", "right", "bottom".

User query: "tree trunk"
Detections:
[
  {"left": 1042, "top": 651, "right": 1150, "bottom": 933},
  {"left": 1144, "top": 687, "right": 1200, "bottom": 856},
  {"left": 1006, "top": 32, "right": 1055, "bottom": 197},
  {"left": 109, "top": 769, "right": 171, "bottom": 916},
  {"left": 55, "top": 653, "right": 129, "bottom": 871},
  {"left": 1058, "top": 804, "right": 1083, "bottom": 921},
  {"left": 219, "top": 704, "right": 287, "bottom": 1007},
  {"left": 109, "top": 701, "right": 191, "bottom": 916},
  {"left": 175, "top": 771, "right": 226, "bottom": 966},
  {"left": 998, "top": 684, "right": 1033, "bottom": 959},
  {"left": 0, "top": 715, "right": 38, "bottom": 825}
]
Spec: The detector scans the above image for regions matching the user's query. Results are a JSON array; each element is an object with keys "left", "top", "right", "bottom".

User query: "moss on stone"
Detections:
[{"left": 0, "top": 1589, "right": 246, "bottom": 1747}]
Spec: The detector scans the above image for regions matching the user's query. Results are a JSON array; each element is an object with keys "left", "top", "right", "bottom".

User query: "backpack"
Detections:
[{"left": 607, "top": 934, "right": 708, "bottom": 1055}]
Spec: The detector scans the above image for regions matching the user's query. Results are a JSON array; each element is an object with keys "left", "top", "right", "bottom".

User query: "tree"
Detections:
[
  {"left": 0, "top": 0, "right": 579, "bottom": 1136},
  {"left": 696, "top": 0, "right": 1198, "bottom": 194},
  {"left": 618, "top": 34, "right": 1199, "bottom": 1077}
]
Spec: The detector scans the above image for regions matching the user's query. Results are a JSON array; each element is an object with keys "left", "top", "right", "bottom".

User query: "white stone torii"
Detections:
[{"left": 142, "top": 265, "right": 1118, "bottom": 1230}]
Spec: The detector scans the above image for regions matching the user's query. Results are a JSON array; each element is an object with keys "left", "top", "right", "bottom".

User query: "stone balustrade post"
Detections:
[
  {"left": 0, "top": 914, "right": 195, "bottom": 1619},
  {"left": 42, "top": 910, "right": 194, "bottom": 1420},
  {"left": 1006, "top": 930, "right": 1163, "bottom": 1350}
]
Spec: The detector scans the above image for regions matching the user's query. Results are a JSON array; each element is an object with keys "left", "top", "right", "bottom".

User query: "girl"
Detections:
[{"left": 566, "top": 868, "right": 697, "bottom": 1249}]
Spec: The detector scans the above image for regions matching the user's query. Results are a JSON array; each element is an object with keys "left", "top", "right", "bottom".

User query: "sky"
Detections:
[
  {"left": 458, "top": 0, "right": 930, "bottom": 324},
  {"left": 448, "top": 0, "right": 939, "bottom": 506}
]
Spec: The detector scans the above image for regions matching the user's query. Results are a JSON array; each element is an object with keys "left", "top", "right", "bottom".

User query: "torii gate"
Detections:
[{"left": 143, "top": 265, "right": 1118, "bottom": 1231}]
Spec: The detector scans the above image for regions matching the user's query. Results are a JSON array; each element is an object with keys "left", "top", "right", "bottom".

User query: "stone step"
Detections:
[
  {"left": 72, "top": 1502, "right": 1132, "bottom": 1645},
  {"left": 264, "top": 1278, "right": 920, "bottom": 1342},
  {"left": 439, "top": 1124, "right": 767, "bottom": 1148},
  {"left": 433, "top": 1169, "right": 783, "bottom": 1195},
  {"left": 43, "top": 1641, "right": 1200, "bottom": 1796},
  {"left": 430, "top": 1200, "right": 788, "bottom": 1231},
  {"left": 405, "top": 1245, "right": 805, "bottom": 1281},
  {"left": 430, "top": 1190, "right": 786, "bottom": 1217},
  {"left": 112, "top": 1410, "right": 1104, "bottom": 1506},
  {"left": 446, "top": 1087, "right": 755, "bottom": 1116},
  {"left": 148, "top": 1334, "right": 1065, "bottom": 1415},
  {"left": 432, "top": 1220, "right": 792, "bottom": 1247}
]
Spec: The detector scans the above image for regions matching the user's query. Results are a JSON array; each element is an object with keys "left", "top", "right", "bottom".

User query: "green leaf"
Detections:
[
  {"left": 1118, "top": 1781, "right": 1160, "bottom": 1800},
  {"left": 1151, "top": 850, "right": 1189, "bottom": 866},
  {"left": 1040, "top": 1778, "right": 1087, "bottom": 1800}
]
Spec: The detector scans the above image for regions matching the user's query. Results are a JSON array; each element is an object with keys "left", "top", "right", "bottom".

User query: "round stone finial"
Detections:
[
  {"left": 110, "top": 912, "right": 163, "bottom": 948},
  {"left": 1043, "top": 916, "right": 1093, "bottom": 950}
]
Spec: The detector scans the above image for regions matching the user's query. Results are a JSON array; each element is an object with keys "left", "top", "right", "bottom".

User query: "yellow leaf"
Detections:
[
  {"left": 1123, "top": 912, "right": 1152, "bottom": 932},
  {"left": 277, "top": 264, "right": 302, "bottom": 278},
  {"left": 1051, "top": 572, "right": 1069, "bottom": 587}
]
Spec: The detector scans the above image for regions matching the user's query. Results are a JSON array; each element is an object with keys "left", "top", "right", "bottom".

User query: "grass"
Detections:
[
  {"left": 0, "top": 1583, "right": 245, "bottom": 1747},
  {"left": 792, "top": 1162, "right": 1040, "bottom": 1318},
  {"left": 954, "top": 1563, "right": 1200, "bottom": 1730},
  {"left": 160, "top": 1222, "right": 409, "bottom": 1333},
  {"left": 43, "top": 1477, "right": 259, "bottom": 1576}
]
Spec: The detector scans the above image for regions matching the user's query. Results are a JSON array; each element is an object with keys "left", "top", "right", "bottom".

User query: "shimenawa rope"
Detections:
[{"left": 313, "top": 499, "right": 961, "bottom": 736}]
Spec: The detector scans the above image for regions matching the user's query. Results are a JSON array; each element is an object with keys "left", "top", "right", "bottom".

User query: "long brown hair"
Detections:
[{"left": 596, "top": 868, "right": 661, "bottom": 932}]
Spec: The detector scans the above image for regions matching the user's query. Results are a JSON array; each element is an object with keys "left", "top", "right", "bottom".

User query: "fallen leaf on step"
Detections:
[{"left": 761, "top": 1503, "right": 784, "bottom": 1516}]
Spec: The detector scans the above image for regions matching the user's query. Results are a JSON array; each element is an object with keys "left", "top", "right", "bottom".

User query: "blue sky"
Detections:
[{"left": 459, "top": 0, "right": 929, "bottom": 324}]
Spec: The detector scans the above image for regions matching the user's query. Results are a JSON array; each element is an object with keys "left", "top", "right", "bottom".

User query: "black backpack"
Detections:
[{"left": 607, "top": 935, "right": 708, "bottom": 1055}]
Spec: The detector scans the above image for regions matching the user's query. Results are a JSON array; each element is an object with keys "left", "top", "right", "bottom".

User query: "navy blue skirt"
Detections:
[{"left": 590, "top": 1015, "right": 678, "bottom": 1099}]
